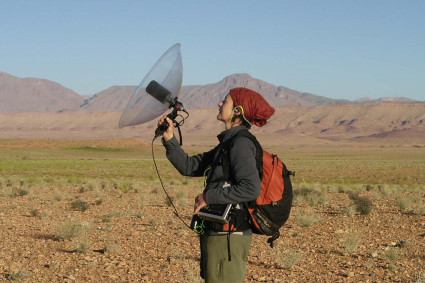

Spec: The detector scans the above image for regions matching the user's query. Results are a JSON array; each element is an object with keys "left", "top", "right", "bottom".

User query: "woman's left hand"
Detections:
[{"left": 193, "top": 193, "right": 207, "bottom": 214}]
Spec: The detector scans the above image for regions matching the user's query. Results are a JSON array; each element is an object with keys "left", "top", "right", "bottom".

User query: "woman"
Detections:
[{"left": 159, "top": 87, "right": 275, "bottom": 282}]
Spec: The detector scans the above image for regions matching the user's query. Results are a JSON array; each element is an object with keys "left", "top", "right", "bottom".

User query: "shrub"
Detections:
[
  {"left": 348, "top": 192, "right": 373, "bottom": 215},
  {"left": 71, "top": 199, "right": 89, "bottom": 212},
  {"left": 87, "top": 182, "right": 95, "bottom": 191},
  {"left": 149, "top": 219, "right": 158, "bottom": 230},
  {"left": 386, "top": 248, "right": 401, "bottom": 261},
  {"left": 344, "top": 231, "right": 361, "bottom": 254},
  {"left": 274, "top": 245, "right": 303, "bottom": 269},
  {"left": 344, "top": 205, "right": 356, "bottom": 216},
  {"left": 365, "top": 184, "right": 374, "bottom": 191},
  {"left": 176, "top": 190, "right": 187, "bottom": 205},
  {"left": 395, "top": 197, "right": 415, "bottom": 211},
  {"left": 11, "top": 187, "right": 29, "bottom": 197},
  {"left": 30, "top": 209, "right": 40, "bottom": 217},
  {"left": 53, "top": 193, "right": 63, "bottom": 201},
  {"left": 294, "top": 186, "right": 327, "bottom": 206},
  {"left": 74, "top": 242, "right": 90, "bottom": 253},
  {"left": 379, "top": 185, "right": 395, "bottom": 197},
  {"left": 295, "top": 209, "right": 320, "bottom": 227},
  {"left": 6, "top": 270, "right": 27, "bottom": 281},
  {"left": 53, "top": 221, "right": 90, "bottom": 241},
  {"left": 415, "top": 273, "right": 425, "bottom": 283},
  {"left": 102, "top": 212, "right": 120, "bottom": 222},
  {"left": 415, "top": 204, "right": 425, "bottom": 216}
]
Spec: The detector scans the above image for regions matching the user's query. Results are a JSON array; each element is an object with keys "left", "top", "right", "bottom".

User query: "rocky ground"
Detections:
[{"left": 0, "top": 180, "right": 424, "bottom": 282}]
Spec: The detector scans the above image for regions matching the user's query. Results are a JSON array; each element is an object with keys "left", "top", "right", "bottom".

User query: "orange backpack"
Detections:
[{"left": 226, "top": 129, "right": 294, "bottom": 247}]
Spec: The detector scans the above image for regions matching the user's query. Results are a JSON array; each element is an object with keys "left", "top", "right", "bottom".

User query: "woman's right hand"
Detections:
[{"left": 158, "top": 116, "right": 174, "bottom": 141}]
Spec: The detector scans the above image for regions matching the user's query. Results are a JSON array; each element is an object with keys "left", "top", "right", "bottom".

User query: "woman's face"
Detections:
[{"left": 217, "top": 94, "right": 234, "bottom": 128}]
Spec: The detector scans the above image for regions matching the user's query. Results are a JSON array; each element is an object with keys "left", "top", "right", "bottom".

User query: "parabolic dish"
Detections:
[{"left": 118, "top": 43, "right": 183, "bottom": 128}]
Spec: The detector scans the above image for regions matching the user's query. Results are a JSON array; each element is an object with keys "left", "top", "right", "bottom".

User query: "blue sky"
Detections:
[{"left": 1, "top": 0, "right": 424, "bottom": 101}]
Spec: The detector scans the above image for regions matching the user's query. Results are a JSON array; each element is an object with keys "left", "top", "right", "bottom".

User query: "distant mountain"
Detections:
[
  {"left": 355, "top": 97, "right": 416, "bottom": 104},
  {"left": 81, "top": 73, "right": 351, "bottom": 111},
  {"left": 179, "top": 73, "right": 351, "bottom": 108},
  {"left": 79, "top": 86, "right": 137, "bottom": 111},
  {"left": 0, "top": 71, "right": 419, "bottom": 113},
  {"left": 0, "top": 72, "right": 83, "bottom": 112}
]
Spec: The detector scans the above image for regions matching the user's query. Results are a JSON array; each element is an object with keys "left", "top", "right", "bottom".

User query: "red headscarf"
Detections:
[{"left": 229, "top": 88, "right": 275, "bottom": 127}]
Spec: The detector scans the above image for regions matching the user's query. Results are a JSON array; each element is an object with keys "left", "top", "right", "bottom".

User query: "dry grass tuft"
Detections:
[
  {"left": 52, "top": 220, "right": 90, "bottom": 241},
  {"left": 274, "top": 243, "right": 304, "bottom": 269},
  {"left": 344, "top": 230, "right": 361, "bottom": 254},
  {"left": 295, "top": 209, "right": 321, "bottom": 227}
]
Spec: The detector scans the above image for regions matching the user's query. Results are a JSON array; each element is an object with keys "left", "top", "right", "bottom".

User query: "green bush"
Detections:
[
  {"left": 348, "top": 192, "right": 373, "bottom": 215},
  {"left": 71, "top": 199, "right": 89, "bottom": 212},
  {"left": 11, "top": 187, "right": 29, "bottom": 197}
]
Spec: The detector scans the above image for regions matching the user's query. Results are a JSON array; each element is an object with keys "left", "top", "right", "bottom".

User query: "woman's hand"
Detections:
[
  {"left": 193, "top": 193, "right": 207, "bottom": 214},
  {"left": 158, "top": 116, "right": 174, "bottom": 141}
]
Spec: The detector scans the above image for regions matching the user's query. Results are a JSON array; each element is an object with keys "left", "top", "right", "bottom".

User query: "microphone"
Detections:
[
  {"left": 146, "top": 80, "right": 172, "bottom": 104},
  {"left": 146, "top": 80, "right": 187, "bottom": 138}
]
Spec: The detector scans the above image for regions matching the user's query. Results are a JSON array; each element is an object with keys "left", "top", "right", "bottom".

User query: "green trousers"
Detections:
[{"left": 200, "top": 233, "right": 252, "bottom": 283}]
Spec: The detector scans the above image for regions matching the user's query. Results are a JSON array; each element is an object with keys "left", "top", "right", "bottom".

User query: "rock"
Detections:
[{"left": 371, "top": 251, "right": 378, "bottom": 258}]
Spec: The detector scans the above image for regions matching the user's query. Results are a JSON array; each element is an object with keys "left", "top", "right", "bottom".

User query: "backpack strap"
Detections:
[{"left": 221, "top": 129, "right": 263, "bottom": 214}]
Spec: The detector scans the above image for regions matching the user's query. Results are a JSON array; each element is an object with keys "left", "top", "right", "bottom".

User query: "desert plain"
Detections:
[{"left": 0, "top": 107, "right": 424, "bottom": 282}]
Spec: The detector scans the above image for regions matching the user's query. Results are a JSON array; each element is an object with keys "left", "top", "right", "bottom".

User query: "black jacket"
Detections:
[{"left": 162, "top": 125, "right": 261, "bottom": 205}]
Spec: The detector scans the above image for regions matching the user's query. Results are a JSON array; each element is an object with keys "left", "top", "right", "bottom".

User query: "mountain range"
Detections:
[
  {"left": 0, "top": 71, "right": 418, "bottom": 113},
  {"left": 1, "top": 71, "right": 423, "bottom": 143}
]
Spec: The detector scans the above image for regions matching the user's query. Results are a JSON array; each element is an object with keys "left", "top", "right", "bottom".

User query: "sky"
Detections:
[{"left": 1, "top": 0, "right": 424, "bottom": 101}]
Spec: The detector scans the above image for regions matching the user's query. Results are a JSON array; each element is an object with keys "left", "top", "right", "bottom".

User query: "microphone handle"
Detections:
[{"left": 155, "top": 119, "right": 169, "bottom": 137}]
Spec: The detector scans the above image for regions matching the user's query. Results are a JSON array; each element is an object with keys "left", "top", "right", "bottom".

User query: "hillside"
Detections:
[
  {"left": 1, "top": 103, "right": 424, "bottom": 145},
  {"left": 1, "top": 72, "right": 352, "bottom": 112},
  {"left": 0, "top": 72, "right": 83, "bottom": 112},
  {"left": 2, "top": 71, "right": 421, "bottom": 113},
  {"left": 81, "top": 73, "right": 350, "bottom": 111}
]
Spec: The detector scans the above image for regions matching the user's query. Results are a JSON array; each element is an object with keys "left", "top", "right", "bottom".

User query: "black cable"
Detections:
[{"left": 151, "top": 137, "right": 192, "bottom": 230}]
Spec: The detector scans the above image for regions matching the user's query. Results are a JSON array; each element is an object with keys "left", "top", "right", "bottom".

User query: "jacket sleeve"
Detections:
[
  {"left": 205, "top": 136, "right": 261, "bottom": 204},
  {"left": 162, "top": 136, "right": 215, "bottom": 177}
]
